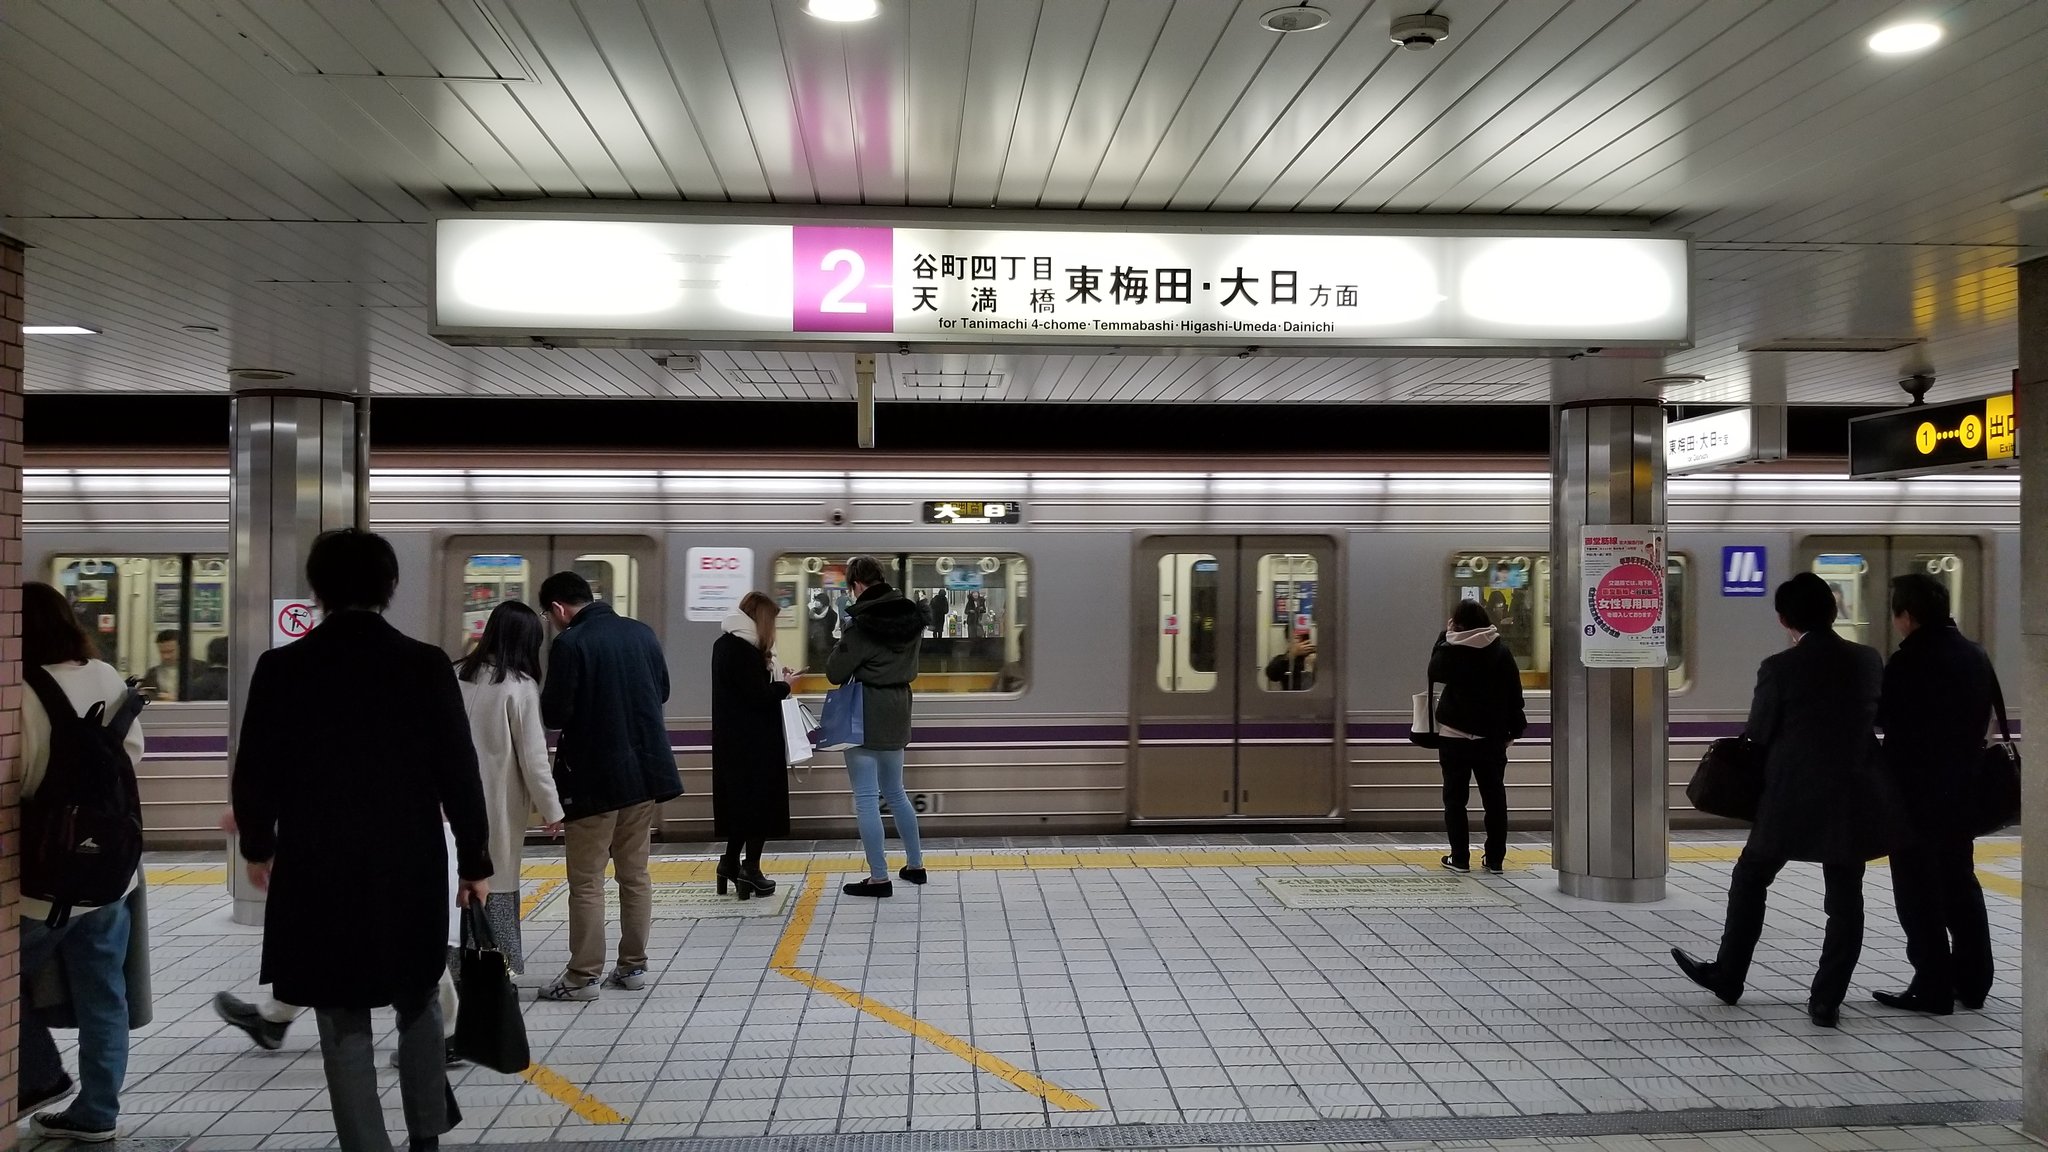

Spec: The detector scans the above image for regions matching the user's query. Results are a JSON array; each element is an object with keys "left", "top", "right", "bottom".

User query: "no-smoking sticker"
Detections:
[{"left": 272, "top": 599, "right": 317, "bottom": 648}]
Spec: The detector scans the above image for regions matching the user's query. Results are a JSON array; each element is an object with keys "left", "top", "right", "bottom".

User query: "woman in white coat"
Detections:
[{"left": 456, "top": 601, "right": 564, "bottom": 972}]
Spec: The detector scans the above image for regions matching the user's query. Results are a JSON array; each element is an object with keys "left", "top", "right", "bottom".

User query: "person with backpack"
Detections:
[{"left": 17, "top": 581, "right": 147, "bottom": 1140}]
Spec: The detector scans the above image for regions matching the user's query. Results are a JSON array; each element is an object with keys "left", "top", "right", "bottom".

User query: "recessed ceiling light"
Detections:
[
  {"left": 22, "top": 325, "right": 100, "bottom": 335},
  {"left": 1260, "top": 5, "right": 1330, "bottom": 33},
  {"left": 803, "top": 0, "right": 878, "bottom": 21},
  {"left": 1868, "top": 20, "right": 1942, "bottom": 55}
]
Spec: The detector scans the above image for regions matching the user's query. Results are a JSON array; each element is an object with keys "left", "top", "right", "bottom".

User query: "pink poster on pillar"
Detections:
[{"left": 791, "top": 226, "right": 893, "bottom": 332}]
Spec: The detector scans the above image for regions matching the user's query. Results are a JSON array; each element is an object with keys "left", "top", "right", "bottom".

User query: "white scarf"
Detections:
[
  {"left": 1445, "top": 625, "right": 1500, "bottom": 648},
  {"left": 722, "top": 610, "right": 772, "bottom": 660}
]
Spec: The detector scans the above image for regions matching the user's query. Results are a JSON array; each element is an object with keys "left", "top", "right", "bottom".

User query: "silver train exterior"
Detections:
[{"left": 22, "top": 453, "right": 2019, "bottom": 846}]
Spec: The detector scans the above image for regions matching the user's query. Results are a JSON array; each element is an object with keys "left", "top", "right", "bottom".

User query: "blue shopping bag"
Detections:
[{"left": 815, "top": 681, "right": 865, "bottom": 752}]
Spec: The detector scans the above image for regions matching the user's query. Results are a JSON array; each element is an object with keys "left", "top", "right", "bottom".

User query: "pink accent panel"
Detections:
[{"left": 792, "top": 227, "right": 893, "bottom": 333}]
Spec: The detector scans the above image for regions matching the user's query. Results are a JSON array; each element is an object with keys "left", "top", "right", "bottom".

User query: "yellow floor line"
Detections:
[
  {"left": 518, "top": 876, "right": 563, "bottom": 920},
  {"left": 769, "top": 874, "right": 1101, "bottom": 1113},
  {"left": 520, "top": 1063, "right": 628, "bottom": 1125},
  {"left": 1977, "top": 870, "right": 2021, "bottom": 899},
  {"left": 140, "top": 838, "right": 2021, "bottom": 887}
]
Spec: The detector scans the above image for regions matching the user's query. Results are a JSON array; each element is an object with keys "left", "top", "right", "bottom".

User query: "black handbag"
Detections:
[
  {"left": 1688, "top": 736, "right": 1764, "bottom": 822},
  {"left": 1969, "top": 675, "right": 2022, "bottom": 837},
  {"left": 451, "top": 905, "right": 531, "bottom": 1074}
]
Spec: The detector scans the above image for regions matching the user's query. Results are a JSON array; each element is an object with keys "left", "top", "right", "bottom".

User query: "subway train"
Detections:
[{"left": 20, "top": 452, "right": 2020, "bottom": 847}]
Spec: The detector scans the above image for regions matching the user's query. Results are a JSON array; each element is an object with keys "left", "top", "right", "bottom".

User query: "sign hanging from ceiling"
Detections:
[
  {"left": 1664, "top": 407, "right": 1786, "bottom": 474},
  {"left": 1848, "top": 393, "right": 2017, "bottom": 479},
  {"left": 432, "top": 215, "right": 1691, "bottom": 352}
]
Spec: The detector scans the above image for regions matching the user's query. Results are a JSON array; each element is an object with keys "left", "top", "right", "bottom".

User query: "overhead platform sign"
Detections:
[
  {"left": 432, "top": 213, "right": 1690, "bottom": 353},
  {"left": 1664, "top": 407, "right": 1786, "bottom": 474},
  {"left": 1849, "top": 393, "right": 2017, "bottom": 478}
]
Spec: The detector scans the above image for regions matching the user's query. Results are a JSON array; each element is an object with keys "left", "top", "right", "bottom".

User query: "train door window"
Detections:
[
  {"left": 1445, "top": 551, "right": 1689, "bottom": 692},
  {"left": 1256, "top": 553, "right": 1319, "bottom": 692},
  {"left": 1155, "top": 553, "right": 1219, "bottom": 693},
  {"left": 443, "top": 536, "right": 660, "bottom": 657},
  {"left": 48, "top": 554, "right": 232, "bottom": 701},
  {"left": 775, "top": 552, "right": 1029, "bottom": 695},
  {"left": 1800, "top": 536, "right": 1982, "bottom": 651},
  {"left": 460, "top": 554, "right": 536, "bottom": 653}
]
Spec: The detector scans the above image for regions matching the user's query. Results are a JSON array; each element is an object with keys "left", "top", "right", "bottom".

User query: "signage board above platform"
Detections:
[
  {"left": 1664, "top": 407, "right": 1785, "bottom": 474},
  {"left": 433, "top": 214, "right": 1691, "bottom": 352},
  {"left": 1849, "top": 393, "right": 2017, "bottom": 479}
]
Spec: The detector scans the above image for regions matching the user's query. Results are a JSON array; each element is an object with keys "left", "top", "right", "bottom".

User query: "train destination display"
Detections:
[{"left": 435, "top": 215, "right": 1690, "bottom": 351}]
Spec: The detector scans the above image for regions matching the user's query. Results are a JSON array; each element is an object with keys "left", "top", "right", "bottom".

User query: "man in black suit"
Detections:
[
  {"left": 1874, "top": 573, "right": 1998, "bottom": 1015},
  {"left": 1672, "top": 572, "right": 1889, "bottom": 1027}
]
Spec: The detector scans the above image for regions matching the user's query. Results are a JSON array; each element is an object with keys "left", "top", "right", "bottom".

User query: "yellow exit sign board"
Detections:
[{"left": 1849, "top": 393, "right": 2016, "bottom": 478}]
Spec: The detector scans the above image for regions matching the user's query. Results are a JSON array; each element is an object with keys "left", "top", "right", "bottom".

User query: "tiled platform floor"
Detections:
[{"left": 20, "top": 834, "right": 2025, "bottom": 1150}]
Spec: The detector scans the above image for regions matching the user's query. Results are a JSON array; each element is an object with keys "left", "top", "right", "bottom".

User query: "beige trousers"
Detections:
[{"left": 562, "top": 800, "right": 657, "bottom": 984}]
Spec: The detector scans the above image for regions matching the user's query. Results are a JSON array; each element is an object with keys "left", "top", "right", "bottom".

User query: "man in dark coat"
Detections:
[
  {"left": 1874, "top": 573, "right": 1998, "bottom": 1015},
  {"left": 234, "top": 529, "right": 491, "bottom": 1152},
  {"left": 538, "top": 571, "right": 676, "bottom": 1001},
  {"left": 1672, "top": 572, "right": 1888, "bottom": 1028}
]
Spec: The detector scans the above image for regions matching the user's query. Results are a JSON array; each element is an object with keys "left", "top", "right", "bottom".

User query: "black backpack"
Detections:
[{"left": 23, "top": 665, "right": 146, "bottom": 928}]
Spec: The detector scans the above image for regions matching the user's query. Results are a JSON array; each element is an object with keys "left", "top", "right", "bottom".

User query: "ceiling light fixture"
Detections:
[
  {"left": 803, "top": 0, "right": 879, "bottom": 21},
  {"left": 22, "top": 325, "right": 100, "bottom": 335},
  {"left": 1867, "top": 20, "right": 1942, "bottom": 55},
  {"left": 1260, "top": 6, "right": 1330, "bottom": 33}
]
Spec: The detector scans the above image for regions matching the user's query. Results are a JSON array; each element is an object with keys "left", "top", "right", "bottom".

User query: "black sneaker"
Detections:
[
  {"left": 31, "top": 1112, "right": 118, "bottom": 1143},
  {"left": 1440, "top": 855, "right": 1471, "bottom": 874},
  {"left": 20, "top": 1071, "right": 72, "bottom": 1114},
  {"left": 214, "top": 991, "right": 291, "bottom": 1050},
  {"left": 1482, "top": 860, "right": 1505, "bottom": 875}
]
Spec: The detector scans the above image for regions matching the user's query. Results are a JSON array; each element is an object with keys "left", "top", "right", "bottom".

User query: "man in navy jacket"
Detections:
[{"left": 537, "top": 571, "right": 676, "bottom": 1002}]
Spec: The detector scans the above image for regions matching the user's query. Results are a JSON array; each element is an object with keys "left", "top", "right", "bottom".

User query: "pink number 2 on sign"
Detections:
[{"left": 791, "top": 226, "right": 894, "bottom": 333}]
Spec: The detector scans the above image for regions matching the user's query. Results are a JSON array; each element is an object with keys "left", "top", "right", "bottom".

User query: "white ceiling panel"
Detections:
[{"left": 3, "top": 0, "right": 2045, "bottom": 409}]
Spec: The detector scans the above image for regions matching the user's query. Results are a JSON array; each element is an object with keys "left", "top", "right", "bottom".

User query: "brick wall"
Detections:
[{"left": 1, "top": 234, "right": 25, "bottom": 1146}]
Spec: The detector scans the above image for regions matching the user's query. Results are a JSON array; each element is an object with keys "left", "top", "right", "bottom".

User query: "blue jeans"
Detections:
[
  {"left": 844, "top": 746, "right": 923, "bottom": 880},
  {"left": 21, "top": 900, "right": 132, "bottom": 1128}
]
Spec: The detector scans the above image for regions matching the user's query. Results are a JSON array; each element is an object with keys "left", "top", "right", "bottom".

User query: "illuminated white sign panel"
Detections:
[
  {"left": 433, "top": 216, "right": 1690, "bottom": 350},
  {"left": 1665, "top": 409, "right": 1755, "bottom": 474}
]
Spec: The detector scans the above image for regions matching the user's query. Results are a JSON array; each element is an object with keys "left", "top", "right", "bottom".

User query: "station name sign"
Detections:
[
  {"left": 922, "top": 500, "right": 1020, "bottom": 525},
  {"left": 433, "top": 214, "right": 1690, "bottom": 352},
  {"left": 1849, "top": 393, "right": 2017, "bottom": 479},
  {"left": 1664, "top": 406, "right": 1785, "bottom": 475}
]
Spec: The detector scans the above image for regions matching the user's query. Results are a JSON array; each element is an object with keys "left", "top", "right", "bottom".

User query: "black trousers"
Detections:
[
  {"left": 1439, "top": 739, "right": 1508, "bottom": 868},
  {"left": 721, "top": 837, "right": 765, "bottom": 867},
  {"left": 1890, "top": 836, "right": 1992, "bottom": 1003},
  {"left": 1716, "top": 847, "right": 1864, "bottom": 1007}
]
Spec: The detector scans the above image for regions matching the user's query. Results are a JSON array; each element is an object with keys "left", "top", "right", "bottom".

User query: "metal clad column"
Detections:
[
  {"left": 1551, "top": 362, "right": 1669, "bottom": 903},
  {"left": 227, "top": 389, "right": 366, "bottom": 925},
  {"left": 2017, "top": 255, "right": 2048, "bottom": 1136}
]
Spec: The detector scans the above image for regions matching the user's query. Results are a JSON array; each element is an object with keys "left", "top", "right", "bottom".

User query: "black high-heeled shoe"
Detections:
[
  {"left": 743, "top": 865, "right": 777, "bottom": 895},
  {"left": 715, "top": 858, "right": 739, "bottom": 896}
]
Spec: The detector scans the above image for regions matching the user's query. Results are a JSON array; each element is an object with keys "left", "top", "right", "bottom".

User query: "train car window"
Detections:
[
  {"left": 1800, "top": 536, "right": 1982, "bottom": 652},
  {"left": 1155, "top": 553, "right": 1219, "bottom": 693},
  {"left": 461, "top": 554, "right": 535, "bottom": 652},
  {"left": 49, "top": 554, "right": 231, "bottom": 702},
  {"left": 1256, "top": 553, "right": 1319, "bottom": 693},
  {"left": 1445, "top": 551, "right": 1690, "bottom": 692},
  {"left": 775, "top": 553, "right": 1029, "bottom": 695},
  {"left": 572, "top": 553, "right": 638, "bottom": 619}
]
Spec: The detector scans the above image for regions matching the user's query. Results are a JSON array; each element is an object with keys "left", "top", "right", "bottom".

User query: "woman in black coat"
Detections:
[
  {"left": 712, "top": 591, "right": 797, "bottom": 898},
  {"left": 233, "top": 529, "right": 490, "bottom": 1150},
  {"left": 1428, "top": 599, "right": 1527, "bottom": 875}
]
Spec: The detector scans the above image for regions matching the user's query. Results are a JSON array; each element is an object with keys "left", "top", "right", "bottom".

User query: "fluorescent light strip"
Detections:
[{"left": 22, "top": 325, "right": 100, "bottom": 335}]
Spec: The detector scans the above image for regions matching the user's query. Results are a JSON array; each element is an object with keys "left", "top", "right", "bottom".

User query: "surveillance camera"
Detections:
[{"left": 1389, "top": 12, "right": 1451, "bottom": 50}]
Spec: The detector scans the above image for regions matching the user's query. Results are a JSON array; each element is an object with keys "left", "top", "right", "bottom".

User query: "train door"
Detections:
[
  {"left": 442, "top": 535, "right": 656, "bottom": 655},
  {"left": 1798, "top": 535, "right": 1983, "bottom": 652},
  {"left": 1132, "top": 535, "right": 1341, "bottom": 821}
]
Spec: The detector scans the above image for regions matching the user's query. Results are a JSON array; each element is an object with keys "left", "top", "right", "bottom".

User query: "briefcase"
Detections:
[
  {"left": 1970, "top": 676, "right": 2022, "bottom": 837},
  {"left": 1687, "top": 737, "right": 1763, "bottom": 822}
]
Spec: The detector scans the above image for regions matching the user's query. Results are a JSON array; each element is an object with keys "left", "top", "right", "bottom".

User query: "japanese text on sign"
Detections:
[{"left": 1579, "top": 527, "right": 1666, "bottom": 668}]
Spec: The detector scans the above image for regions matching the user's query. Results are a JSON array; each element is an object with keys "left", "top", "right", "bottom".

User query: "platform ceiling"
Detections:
[{"left": 4, "top": 0, "right": 2046, "bottom": 405}]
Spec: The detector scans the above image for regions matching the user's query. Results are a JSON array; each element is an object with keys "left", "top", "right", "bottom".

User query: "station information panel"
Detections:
[{"left": 1848, "top": 393, "right": 2016, "bottom": 478}]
